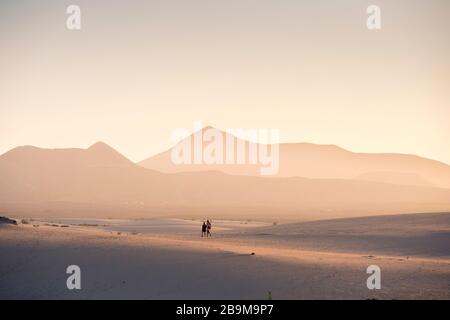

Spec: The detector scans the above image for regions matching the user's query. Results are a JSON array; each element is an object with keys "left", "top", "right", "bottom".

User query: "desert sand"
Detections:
[{"left": 1, "top": 212, "right": 449, "bottom": 299}]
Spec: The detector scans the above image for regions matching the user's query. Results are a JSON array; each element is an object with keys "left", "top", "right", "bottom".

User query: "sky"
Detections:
[{"left": 1, "top": 0, "right": 449, "bottom": 164}]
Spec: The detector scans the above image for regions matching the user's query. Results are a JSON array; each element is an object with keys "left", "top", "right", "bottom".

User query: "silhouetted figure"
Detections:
[
  {"left": 201, "top": 221, "right": 207, "bottom": 237},
  {"left": 206, "top": 220, "right": 212, "bottom": 237}
]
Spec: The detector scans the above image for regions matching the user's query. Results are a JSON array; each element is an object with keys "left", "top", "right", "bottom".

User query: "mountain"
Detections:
[
  {"left": 1, "top": 141, "right": 450, "bottom": 221},
  {"left": 0, "top": 141, "right": 133, "bottom": 169},
  {"left": 138, "top": 127, "right": 450, "bottom": 188}
]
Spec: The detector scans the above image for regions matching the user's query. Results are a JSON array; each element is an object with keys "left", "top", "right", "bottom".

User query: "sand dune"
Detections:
[
  {"left": 1, "top": 212, "right": 449, "bottom": 299},
  {"left": 213, "top": 212, "right": 450, "bottom": 258}
]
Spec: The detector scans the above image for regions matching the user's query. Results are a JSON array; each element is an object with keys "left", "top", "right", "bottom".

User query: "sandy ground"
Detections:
[{"left": 1, "top": 213, "right": 449, "bottom": 300}]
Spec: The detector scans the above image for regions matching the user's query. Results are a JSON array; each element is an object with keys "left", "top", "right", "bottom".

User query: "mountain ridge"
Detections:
[
  {"left": 1, "top": 140, "right": 450, "bottom": 221},
  {"left": 138, "top": 127, "right": 450, "bottom": 188}
]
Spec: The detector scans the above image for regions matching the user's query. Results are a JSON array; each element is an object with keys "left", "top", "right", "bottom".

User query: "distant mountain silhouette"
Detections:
[
  {"left": 139, "top": 127, "right": 450, "bottom": 188},
  {"left": 1, "top": 141, "right": 450, "bottom": 220},
  {"left": 1, "top": 142, "right": 133, "bottom": 169}
]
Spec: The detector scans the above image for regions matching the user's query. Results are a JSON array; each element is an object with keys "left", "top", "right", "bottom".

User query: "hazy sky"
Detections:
[{"left": 1, "top": 0, "right": 449, "bottom": 163}]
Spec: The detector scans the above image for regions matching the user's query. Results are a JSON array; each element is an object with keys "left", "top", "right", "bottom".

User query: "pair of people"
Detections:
[{"left": 201, "top": 220, "right": 212, "bottom": 237}]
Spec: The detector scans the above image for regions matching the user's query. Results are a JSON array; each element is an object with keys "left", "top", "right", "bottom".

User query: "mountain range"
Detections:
[
  {"left": 1, "top": 127, "right": 450, "bottom": 221},
  {"left": 140, "top": 127, "right": 450, "bottom": 188}
]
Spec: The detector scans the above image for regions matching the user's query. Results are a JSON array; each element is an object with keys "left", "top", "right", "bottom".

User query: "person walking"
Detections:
[
  {"left": 206, "top": 220, "right": 212, "bottom": 237},
  {"left": 201, "top": 221, "right": 207, "bottom": 237}
]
